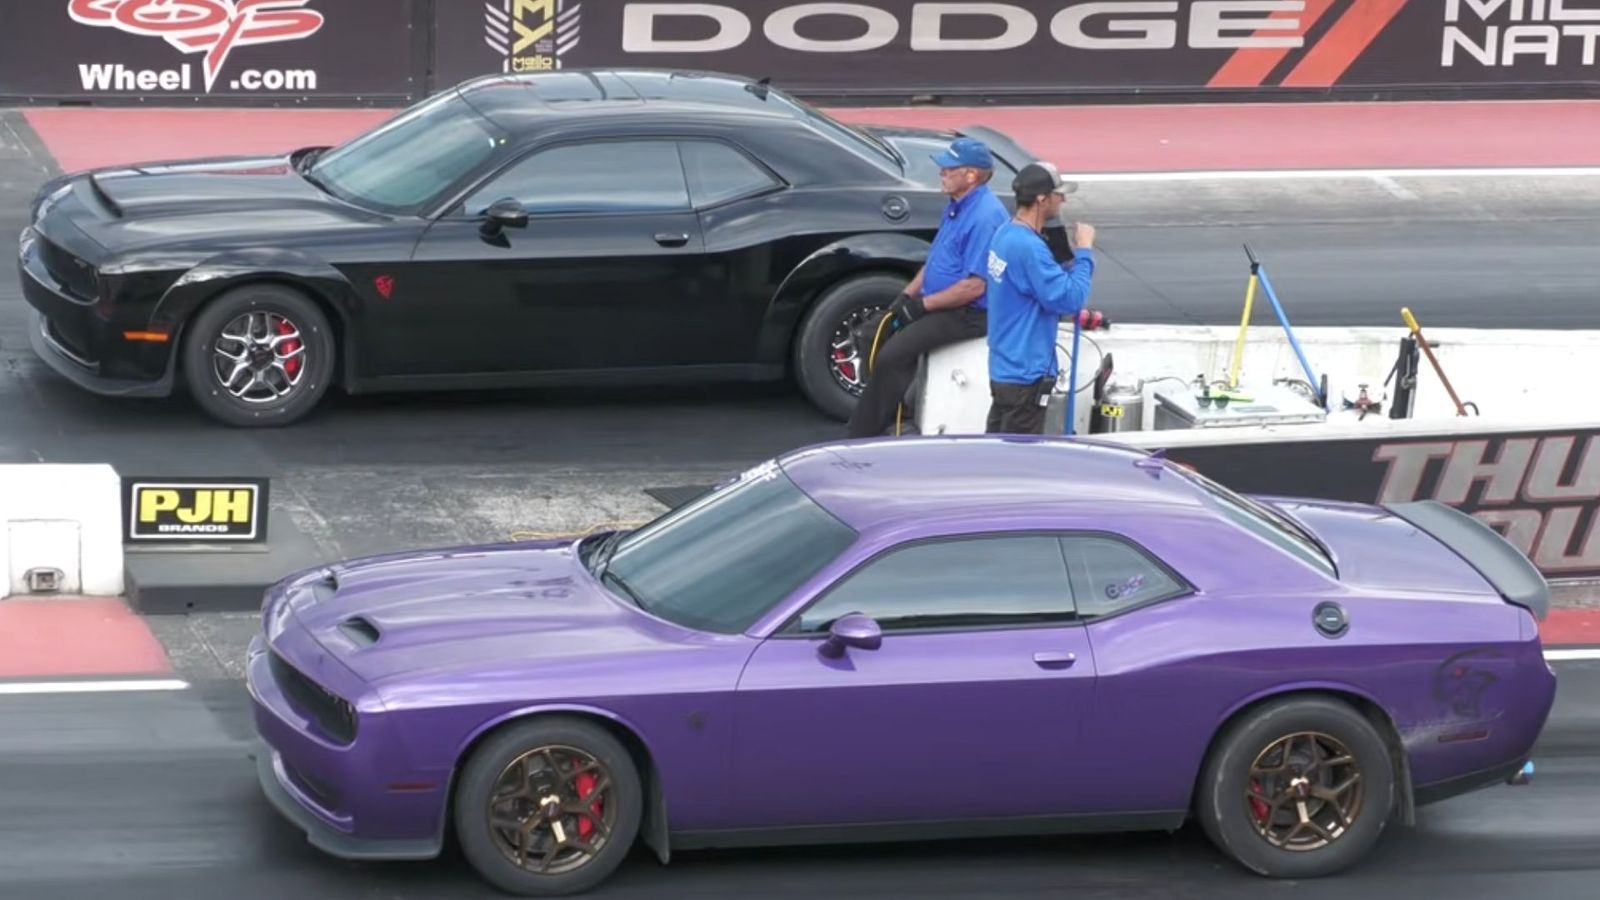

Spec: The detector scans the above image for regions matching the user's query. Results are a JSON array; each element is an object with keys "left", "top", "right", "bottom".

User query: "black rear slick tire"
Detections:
[
  {"left": 792, "top": 272, "right": 909, "bottom": 421},
  {"left": 1197, "top": 696, "right": 1396, "bottom": 880}
]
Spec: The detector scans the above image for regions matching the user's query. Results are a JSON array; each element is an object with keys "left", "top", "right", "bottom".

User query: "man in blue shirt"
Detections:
[
  {"left": 846, "top": 136, "right": 1010, "bottom": 438},
  {"left": 983, "top": 161, "right": 1098, "bottom": 434}
]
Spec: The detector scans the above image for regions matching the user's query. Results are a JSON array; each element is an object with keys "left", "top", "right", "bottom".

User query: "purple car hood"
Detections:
[
  {"left": 1257, "top": 497, "right": 1499, "bottom": 597},
  {"left": 282, "top": 542, "right": 669, "bottom": 685}
]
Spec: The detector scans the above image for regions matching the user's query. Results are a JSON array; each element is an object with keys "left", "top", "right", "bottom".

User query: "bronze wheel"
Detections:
[
  {"left": 1244, "top": 731, "right": 1365, "bottom": 851},
  {"left": 486, "top": 744, "right": 618, "bottom": 876},
  {"left": 455, "top": 717, "right": 642, "bottom": 897},
  {"left": 1197, "top": 696, "right": 1395, "bottom": 879}
]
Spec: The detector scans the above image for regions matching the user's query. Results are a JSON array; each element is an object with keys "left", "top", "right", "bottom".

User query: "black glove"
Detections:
[{"left": 888, "top": 292, "right": 926, "bottom": 329}]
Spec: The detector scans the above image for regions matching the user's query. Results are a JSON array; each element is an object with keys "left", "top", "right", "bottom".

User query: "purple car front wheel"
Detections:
[
  {"left": 453, "top": 716, "right": 644, "bottom": 897},
  {"left": 487, "top": 744, "right": 619, "bottom": 876}
]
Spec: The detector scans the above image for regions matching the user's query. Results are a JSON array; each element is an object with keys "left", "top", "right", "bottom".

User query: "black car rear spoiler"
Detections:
[
  {"left": 957, "top": 125, "right": 1040, "bottom": 170},
  {"left": 1384, "top": 500, "right": 1550, "bottom": 621}
]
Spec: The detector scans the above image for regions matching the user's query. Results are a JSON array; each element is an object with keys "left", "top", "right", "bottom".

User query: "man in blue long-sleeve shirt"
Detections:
[{"left": 982, "top": 161, "right": 1097, "bottom": 434}]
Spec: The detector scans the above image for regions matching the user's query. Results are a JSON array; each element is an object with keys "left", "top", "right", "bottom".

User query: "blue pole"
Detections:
[
  {"left": 1254, "top": 263, "right": 1324, "bottom": 408},
  {"left": 1064, "top": 313, "right": 1083, "bottom": 435}
]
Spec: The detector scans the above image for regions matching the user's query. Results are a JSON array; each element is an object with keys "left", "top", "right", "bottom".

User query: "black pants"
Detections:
[
  {"left": 985, "top": 376, "right": 1056, "bottom": 435},
  {"left": 846, "top": 305, "right": 987, "bottom": 438}
]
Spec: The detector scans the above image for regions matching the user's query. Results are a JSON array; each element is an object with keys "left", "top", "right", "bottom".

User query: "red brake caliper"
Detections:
[
  {"left": 834, "top": 347, "right": 856, "bottom": 384},
  {"left": 575, "top": 769, "right": 602, "bottom": 840},
  {"left": 1249, "top": 778, "right": 1269, "bottom": 823},
  {"left": 277, "top": 320, "right": 302, "bottom": 378}
]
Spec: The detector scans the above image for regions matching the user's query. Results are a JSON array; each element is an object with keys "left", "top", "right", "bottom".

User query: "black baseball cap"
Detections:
[{"left": 1013, "top": 161, "right": 1078, "bottom": 202}]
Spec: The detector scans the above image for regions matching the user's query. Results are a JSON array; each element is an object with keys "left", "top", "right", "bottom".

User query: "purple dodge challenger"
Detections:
[{"left": 246, "top": 436, "right": 1557, "bottom": 896}]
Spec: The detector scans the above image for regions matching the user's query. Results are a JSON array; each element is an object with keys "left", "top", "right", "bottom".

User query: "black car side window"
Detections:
[
  {"left": 680, "top": 140, "right": 781, "bottom": 208},
  {"left": 1057, "top": 535, "right": 1188, "bottom": 619},
  {"left": 461, "top": 140, "right": 691, "bottom": 216},
  {"left": 792, "top": 535, "right": 1076, "bottom": 634}
]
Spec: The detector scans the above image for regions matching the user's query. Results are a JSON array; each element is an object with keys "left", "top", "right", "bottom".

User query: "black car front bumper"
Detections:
[{"left": 18, "top": 226, "right": 178, "bottom": 398}]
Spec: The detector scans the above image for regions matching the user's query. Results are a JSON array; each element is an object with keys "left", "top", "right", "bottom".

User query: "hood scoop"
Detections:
[{"left": 337, "top": 616, "right": 381, "bottom": 647}]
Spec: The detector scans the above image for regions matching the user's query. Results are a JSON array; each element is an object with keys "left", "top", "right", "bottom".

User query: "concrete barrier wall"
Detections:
[
  {"left": 0, "top": 464, "right": 124, "bottom": 599},
  {"left": 918, "top": 325, "right": 1600, "bottom": 437}
]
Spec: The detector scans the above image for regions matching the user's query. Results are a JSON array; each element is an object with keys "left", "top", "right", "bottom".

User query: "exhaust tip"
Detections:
[{"left": 1508, "top": 760, "right": 1534, "bottom": 786}]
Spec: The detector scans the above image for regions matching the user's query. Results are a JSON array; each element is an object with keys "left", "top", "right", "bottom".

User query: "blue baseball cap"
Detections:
[{"left": 931, "top": 137, "right": 994, "bottom": 170}]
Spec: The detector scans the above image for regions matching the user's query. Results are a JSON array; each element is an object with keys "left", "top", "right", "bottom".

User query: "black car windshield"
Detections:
[
  {"left": 307, "top": 90, "right": 509, "bottom": 214},
  {"left": 1169, "top": 461, "right": 1339, "bottom": 577},
  {"left": 593, "top": 462, "right": 857, "bottom": 634}
]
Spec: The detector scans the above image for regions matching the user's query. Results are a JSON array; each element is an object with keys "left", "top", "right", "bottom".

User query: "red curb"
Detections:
[
  {"left": 23, "top": 99, "right": 1600, "bottom": 176},
  {"left": 0, "top": 597, "right": 173, "bottom": 679},
  {"left": 1541, "top": 607, "right": 1600, "bottom": 648}
]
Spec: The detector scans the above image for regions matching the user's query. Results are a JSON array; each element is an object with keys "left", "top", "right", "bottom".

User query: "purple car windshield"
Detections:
[{"left": 588, "top": 463, "right": 858, "bottom": 634}]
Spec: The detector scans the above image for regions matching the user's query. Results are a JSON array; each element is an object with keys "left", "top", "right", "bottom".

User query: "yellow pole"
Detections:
[{"left": 1229, "top": 274, "right": 1258, "bottom": 389}]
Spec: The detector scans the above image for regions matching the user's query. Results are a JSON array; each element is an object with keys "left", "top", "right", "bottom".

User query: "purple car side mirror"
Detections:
[{"left": 820, "top": 613, "right": 882, "bottom": 658}]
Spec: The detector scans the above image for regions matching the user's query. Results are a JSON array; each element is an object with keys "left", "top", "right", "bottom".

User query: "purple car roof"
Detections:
[{"left": 775, "top": 436, "right": 1211, "bottom": 532}]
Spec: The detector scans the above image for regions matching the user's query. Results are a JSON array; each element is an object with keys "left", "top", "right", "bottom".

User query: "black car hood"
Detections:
[{"left": 86, "top": 153, "right": 332, "bottom": 219}]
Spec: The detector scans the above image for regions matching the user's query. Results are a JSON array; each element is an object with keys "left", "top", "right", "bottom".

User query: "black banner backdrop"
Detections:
[
  {"left": 1153, "top": 425, "right": 1600, "bottom": 582},
  {"left": 0, "top": 0, "right": 422, "bottom": 103},
  {"left": 0, "top": 1, "right": 1596, "bottom": 104},
  {"left": 429, "top": 0, "right": 1600, "bottom": 101}
]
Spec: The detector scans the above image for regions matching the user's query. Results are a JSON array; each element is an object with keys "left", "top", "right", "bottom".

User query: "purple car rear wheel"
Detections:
[
  {"left": 453, "top": 717, "right": 643, "bottom": 897},
  {"left": 1196, "top": 696, "right": 1396, "bottom": 879}
]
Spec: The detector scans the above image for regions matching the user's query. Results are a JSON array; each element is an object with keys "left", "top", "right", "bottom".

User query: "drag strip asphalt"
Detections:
[{"left": 1, "top": 660, "right": 1595, "bottom": 899}]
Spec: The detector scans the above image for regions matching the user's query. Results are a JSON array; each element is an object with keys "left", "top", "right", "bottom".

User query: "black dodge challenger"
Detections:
[{"left": 19, "top": 68, "right": 1042, "bottom": 427}]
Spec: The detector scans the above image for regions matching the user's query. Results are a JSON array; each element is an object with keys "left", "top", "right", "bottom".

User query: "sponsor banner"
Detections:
[
  {"left": 1155, "top": 426, "right": 1600, "bottom": 582},
  {"left": 430, "top": 0, "right": 1600, "bottom": 99},
  {"left": 433, "top": 0, "right": 585, "bottom": 86},
  {"left": 123, "top": 476, "right": 270, "bottom": 543},
  {"left": 0, "top": 1, "right": 418, "bottom": 102}
]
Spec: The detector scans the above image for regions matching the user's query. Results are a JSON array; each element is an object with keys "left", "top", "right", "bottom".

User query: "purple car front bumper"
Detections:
[{"left": 246, "top": 633, "right": 449, "bottom": 860}]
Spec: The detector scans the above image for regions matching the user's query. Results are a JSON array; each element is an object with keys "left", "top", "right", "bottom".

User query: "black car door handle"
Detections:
[
  {"left": 1033, "top": 652, "right": 1077, "bottom": 669},
  {"left": 653, "top": 233, "right": 689, "bottom": 248}
]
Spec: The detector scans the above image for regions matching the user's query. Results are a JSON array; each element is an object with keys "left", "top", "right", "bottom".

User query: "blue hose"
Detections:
[
  {"left": 1064, "top": 313, "right": 1083, "bottom": 434},
  {"left": 1255, "top": 263, "right": 1325, "bottom": 409}
]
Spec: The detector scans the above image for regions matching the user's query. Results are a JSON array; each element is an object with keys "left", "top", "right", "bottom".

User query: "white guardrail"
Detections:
[
  {"left": 917, "top": 324, "right": 1600, "bottom": 436},
  {"left": 0, "top": 324, "right": 1595, "bottom": 603},
  {"left": 0, "top": 464, "right": 124, "bottom": 599}
]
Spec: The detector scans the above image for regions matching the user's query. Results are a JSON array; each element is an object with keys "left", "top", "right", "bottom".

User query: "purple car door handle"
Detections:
[{"left": 1032, "top": 651, "right": 1077, "bottom": 669}]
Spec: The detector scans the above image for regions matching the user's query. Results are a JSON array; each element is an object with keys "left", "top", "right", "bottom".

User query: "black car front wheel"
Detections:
[
  {"left": 792, "top": 272, "right": 908, "bottom": 421},
  {"left": 181, "top": 283, "right": 335, "bottom": 427}
]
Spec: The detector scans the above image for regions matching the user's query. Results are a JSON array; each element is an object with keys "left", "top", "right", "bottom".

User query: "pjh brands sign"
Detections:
[
  {"left": 1160, "top": 426, "right": 1600, "bottom": 582},
  {"left": 0, "top": 0, "right": 416, "bottom": 102}
]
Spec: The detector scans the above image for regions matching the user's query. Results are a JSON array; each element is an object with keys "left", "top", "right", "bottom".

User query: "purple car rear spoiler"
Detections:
[{"left": 1384, "top": 500, "right": 1551, "bottom": 621}]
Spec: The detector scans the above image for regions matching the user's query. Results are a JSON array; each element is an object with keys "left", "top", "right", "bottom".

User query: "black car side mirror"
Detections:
[{"left": 480, "top": 197, "right": 529, "bottom": 237}]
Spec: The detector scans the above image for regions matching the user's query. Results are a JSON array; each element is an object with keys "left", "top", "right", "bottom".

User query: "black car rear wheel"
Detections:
[
  {"left": 454, "top": 716, "right": 642, "bottom": 897},
  {"left": 181, "top": 284, "right": 335, "bottom": 427},
  {"left": 1196, "top": 696, "right": 1395, "bottom": 879},
  {"left": 792, "top": 272, "right": 908, "bottom": 421}
]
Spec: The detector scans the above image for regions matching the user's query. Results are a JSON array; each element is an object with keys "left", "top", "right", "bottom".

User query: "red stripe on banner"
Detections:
[
  {"left": 0, "top": 597, "right": 174, "bottom": 678},
  {"left": 1281, "top": 0, "right": 1410, "bottom": 87},
  {"left": 1541, "top": 608, "right": 1600, "bottom": 647},
  {"left": 1207, "top": 0, "right": 1339, "bottom": 88}
]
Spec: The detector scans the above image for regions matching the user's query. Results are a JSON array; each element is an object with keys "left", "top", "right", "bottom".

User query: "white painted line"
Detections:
[
  {"left": 1544, "top": 649, "right": 1600, "bottom": 662},
  {"left": 0, "top": 678, "right": 190, "bottom": 695},
  {"left": 1073, "top": 166, "right": 1600, "bottom": 183}
]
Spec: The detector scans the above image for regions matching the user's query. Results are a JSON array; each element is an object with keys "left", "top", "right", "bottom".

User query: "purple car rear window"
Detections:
[
  {"left": 1172, "top": 464, "right": 1338, "bottom": 577},
  {"left": 598, "top": 465, "right": 857, "bottom": 634}
]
